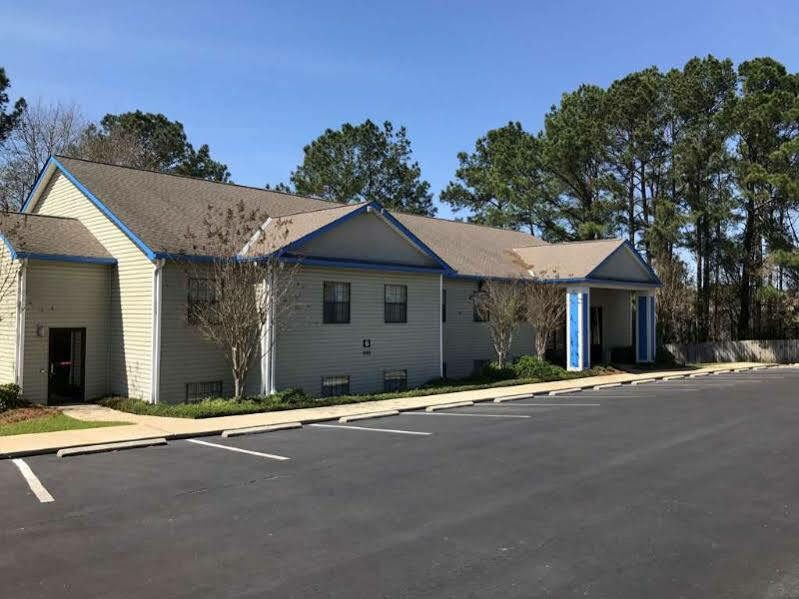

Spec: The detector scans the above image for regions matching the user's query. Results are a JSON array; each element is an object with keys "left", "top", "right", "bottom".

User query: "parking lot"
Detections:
[{"left": 4, "top": 367, "right": 799, "bottom": 598}]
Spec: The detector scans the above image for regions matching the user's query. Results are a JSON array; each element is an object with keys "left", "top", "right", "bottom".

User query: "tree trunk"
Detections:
[{"left": 739, "top": 194, "right": 756, "bottom": 339}]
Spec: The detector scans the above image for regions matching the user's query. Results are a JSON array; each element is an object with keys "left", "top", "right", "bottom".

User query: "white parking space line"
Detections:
[
  {"left": 407, "top": 411, "right": 531, "bottom": 419},
  {"left": 12, "top": 459, "right": 54, "bottom": 503},
  {"left": 186, "top": 438, "right": 290, "bottom": 461},
  {"left": 483, "top": 403, "right": 601, "bottom": 407},
  {"left": 309, "top": 423, "right": 432, "bottom": 436}
]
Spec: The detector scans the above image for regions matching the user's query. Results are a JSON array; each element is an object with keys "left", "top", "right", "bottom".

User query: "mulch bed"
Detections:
[{"left": 0, "top": 405, "right": 58, "bottom": 425}]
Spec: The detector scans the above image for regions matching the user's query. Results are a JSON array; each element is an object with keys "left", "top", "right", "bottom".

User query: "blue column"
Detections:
[
  {"left": 566, "top": 286, "right": 590, "bottom": 371},
  {"left": 636, "top": 290, "right": 656, "bottom": 363}
]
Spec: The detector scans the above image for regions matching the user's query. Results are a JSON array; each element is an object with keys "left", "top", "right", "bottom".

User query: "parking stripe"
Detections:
[
  {"left": 483, "top": 403, "right": 601, "bottom": 407},
  {"left": 12, "top": 459, "right": 54, "bottom": 503},
  {"left": 407, "top": 411, "right": 531, "bottom": 419},
  {"left": 310, "top": 423, "right": 432, "bottom": 436},
  {"left": 186, "top": 438, "right": 290, "bottom": 461}
]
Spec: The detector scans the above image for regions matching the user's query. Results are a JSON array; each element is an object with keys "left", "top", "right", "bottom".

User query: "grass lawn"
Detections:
[
  {"left": 101, "top": 361, "right": 621, "bottom": 419},
  {"left": 0, "top": 407, "right": 129, "bottom": 436}
]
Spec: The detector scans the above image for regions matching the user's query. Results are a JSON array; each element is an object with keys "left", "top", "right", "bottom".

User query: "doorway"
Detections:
[
  {"left": 48, "top": 328, "right": 86, "bottom": 403},
  {"left": 590, "top": 306, "right": 603, "bottom": 365}
]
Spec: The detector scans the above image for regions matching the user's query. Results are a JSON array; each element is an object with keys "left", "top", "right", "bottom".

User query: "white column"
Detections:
[
  {"left": 14, "top": 260, "right": 27, "bottom": 389},
  {"left": 636, "top": 289, "right": 656, "bottom": 363},
  {"left": 150, "top": 259, "right": 165, "bottom": 403},
  {"left": 566, "top": 286, "right": 590, "bottom": 371}
]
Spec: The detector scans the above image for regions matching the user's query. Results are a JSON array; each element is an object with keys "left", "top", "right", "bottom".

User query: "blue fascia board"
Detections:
[
  {"left": 20, "top": 156, "right": 55, "bottom": 213},
  {"left": 24, "top": 156, "right": 157, "bottom": 261},
  {"left": 586, "top": 240, "right": 662, "bottom": 286},
  {"left": 445, "top": 272, "right": 662, "bottom": 288},
  {"left": 371, "top": 202, "right": 454, "bottom": 271},
  {"left": 0, "top": 232, "right": 19, "bottom": 261},
  {"left": 274, "top": 201, "right": 454, "bottom": 272},
  {"left": 280, "top": 254, "right": 449, "bottom": 274},
  {"left": 19, "top": 252, "right": 118, "bottom": 265}
]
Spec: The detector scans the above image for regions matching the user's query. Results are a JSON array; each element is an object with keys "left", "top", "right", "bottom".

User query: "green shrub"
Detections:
[
  {"left": 0, "top": 383, "right": 24, "bottom": 412},
  {"left": 655, "top": 345, "right": 680, "bottom": 365},
  {"left": 512, "top": 355, "right": 568, "bottom": 380},
  {"left": 478, "top": 361, "right": 517, "bottom": 381}
]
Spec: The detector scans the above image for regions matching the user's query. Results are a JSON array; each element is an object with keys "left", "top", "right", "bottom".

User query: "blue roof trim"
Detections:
[
  {"left": 587, "top": 240, "right": 661, "bottom": 285},
  {"left": 20, "top": 157, "right": 54, "bottom": 213},
  {"left": 25, "top": 156, "right": 157, "bottom": 260},
  {"left": 0, "top": 232, "right": 18, "bottom": 261},
  {"left": 445, "top": 272, "right": 662, "bottom": 288},
  {"left": 18, "top": 252, "right": 117, "bottom": 265},
  {"left": 280, "top": 254, "right": 446, "bottom": 274},
  {"left": 373, "top": 203, "right": 454, "bottom": 271},
  {"left": 271, "top": 201, "right": 454, "bottom": 272}
]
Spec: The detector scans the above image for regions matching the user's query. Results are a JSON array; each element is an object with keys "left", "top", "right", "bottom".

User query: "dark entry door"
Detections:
[
  {"left": 590, "top": 306, "right": 603, "bottom": 365},
  {"left": 48, "top": 328, "right": 86, "bottom": 403}
]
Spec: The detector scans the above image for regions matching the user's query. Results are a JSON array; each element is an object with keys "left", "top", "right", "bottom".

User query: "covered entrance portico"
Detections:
[
  {"left": 565, "top": 285, "right": 657, "bottom": 371},
  {"left": 514, "top": 239, "right": 662, "bottom": 371}
]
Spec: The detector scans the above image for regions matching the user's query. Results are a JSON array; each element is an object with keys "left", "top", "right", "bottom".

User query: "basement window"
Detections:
[
  {"left": 383, "top": 370, "right": 408, "bottom": 392},
  {"left": 186, "top": 380, "right": 223, "bottom": 402},
  {"left": 321, "top": 376, "right": 350, "bottom": 397}
]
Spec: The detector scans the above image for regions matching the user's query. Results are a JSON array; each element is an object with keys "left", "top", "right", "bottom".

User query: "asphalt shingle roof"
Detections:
[
  {"left": 43, "top": 157, "right": 636, "bottom": 278},
  {"left": 0, "top": 212, "right": 114, "bottom": 261},
  {"left": 513, "top": 239, "right": 626, "bottom": 279}
]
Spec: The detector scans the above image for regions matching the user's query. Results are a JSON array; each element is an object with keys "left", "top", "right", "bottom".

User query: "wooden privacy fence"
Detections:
[{"left": 664, "top": 339, "right": 799, "bottom": 364}]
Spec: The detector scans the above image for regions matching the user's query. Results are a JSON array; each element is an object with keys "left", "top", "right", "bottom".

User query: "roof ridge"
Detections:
[
  {"left": 538, "top": 238, "right": 624, "bottom": 246},
  {"left": 54, "top": 154, "right": 341, "bottom": 205},
  {"left": 395, "top": 210, "right": 547, "bottom": 241},
  {"left": 280, "top": 201, "right": 368, "bottom": 218}
]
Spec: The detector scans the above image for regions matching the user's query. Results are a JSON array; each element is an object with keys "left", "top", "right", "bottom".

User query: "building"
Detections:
[{"left": 0, "top": 156, "right": 661, "bottom": 404}]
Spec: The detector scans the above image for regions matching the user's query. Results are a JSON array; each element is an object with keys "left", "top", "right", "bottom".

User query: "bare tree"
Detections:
[
  {"left": 523, "top": 271, "right": 567, "bottom": 359},
  {"left": 653, "top": 254, "right": 694, "bottom": 344},
  {"left": 472, "top": 279, "right": 526, "bottom": 367},
  {"left": 0, "top": 100, "right": 87, "bottom": 209},
  {"left": 181, "top": 201, "right": 299, "bottom": 399},
  {"left": 72, "top": 125, "right": 151, "bottom": 170}
]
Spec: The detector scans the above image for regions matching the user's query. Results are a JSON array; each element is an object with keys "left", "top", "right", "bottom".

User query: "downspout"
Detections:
[
  {"left": 439, "top": 274, "right": 443, "bottom": 378},
  {"left": 150, "top": 259, "right": 165, "bottom": 403},
  {"left": 14, "top": 259, "right": 27, "bottom": 389},
  {"left": 269, "top": 274, "right": 277, "bottom": 394},
  {"left": 261, "top": 274, "right": 272, "bottom": 395}
]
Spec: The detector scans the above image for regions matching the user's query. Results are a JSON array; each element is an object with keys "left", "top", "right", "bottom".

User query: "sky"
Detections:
[{"left": 3, "top": 0, "right": 799, "bottom": 220}]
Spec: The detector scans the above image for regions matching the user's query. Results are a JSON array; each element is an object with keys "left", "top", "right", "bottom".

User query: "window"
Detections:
[
  {"left": 186, "top": 380, "right": 223, "bottom": 402},
  {"left": 322, "top": 376, "right": 350, "bottom": 397},
  {"left": 323, "top": 282, "right": 350, "bottom": 324},
  {"left": 187, "top": 278, "right": 220, "bottom": 324},
  {"left": 442, "top": 288, "right": 446, "bottom": 322},
  {"left": 383, "top": 370, "right": 407, "bottom": 392},
  {"left": 384, "top": 284, "right": 407, "bottom": 323}
]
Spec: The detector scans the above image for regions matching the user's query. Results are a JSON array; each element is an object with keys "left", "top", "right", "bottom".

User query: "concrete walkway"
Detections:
[{"left": 0, "top": 362, "right": 773, "bottom": 457}]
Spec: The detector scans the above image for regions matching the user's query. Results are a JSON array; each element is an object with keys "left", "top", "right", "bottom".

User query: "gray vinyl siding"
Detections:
[
  {"left": 0, "top": 245, "right": 18, "bottom": 385},
  {"left": 275, "top": 266, "right": 440, "bottom": 395},
  {"left": 158, "top": 262, "right": 240, "bottom": 403},
  {"left": 29, "top": 172, "right": 154, "bottom": 400},
  {"left": 442, "top": 279, "right": 534, "bottom": 379},
  {"left": 22, "top": 260, "right": 111, "bottom": 403},
  {"left": 296, "top": 212, "right": 438, "bottom": 267}
]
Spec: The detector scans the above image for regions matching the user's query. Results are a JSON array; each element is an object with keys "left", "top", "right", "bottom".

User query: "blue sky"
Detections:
[{"left": 3, "top": 0, "right": 799, "bottom": 219}]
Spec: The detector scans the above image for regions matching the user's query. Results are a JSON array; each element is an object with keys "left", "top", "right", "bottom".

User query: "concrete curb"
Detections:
[
  {"left": 339, "top": 410, "right": 399, "bottom": 423},
  {"left": 1, "top": 362, "right": 774, "bottom": 459},
  {"left": 712, "top": 369, "right": 731, "bottom": 375},
  {"left": 57, "top": 438, "right": 167, "bottom": 458},
  {"left": 425, "top": 401, "right": 474, "bottom": 412},
  {"left": 594, "top": 383, "right": 621, "bottom": 390},
  {"left": 663, "top": 375, "right": 684, "bottom": 381},
  {"left": 689, "top": 372, "right": 709, "bottom": 378},
  {"left": 493, "top": 393, "right": 534, "bottom": 403},
  {"left": 549, "top": 388, "right": 582, "bottom": 396},
  {"left": 222, "top": 422, "right": 302, "bottom": 438}
]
